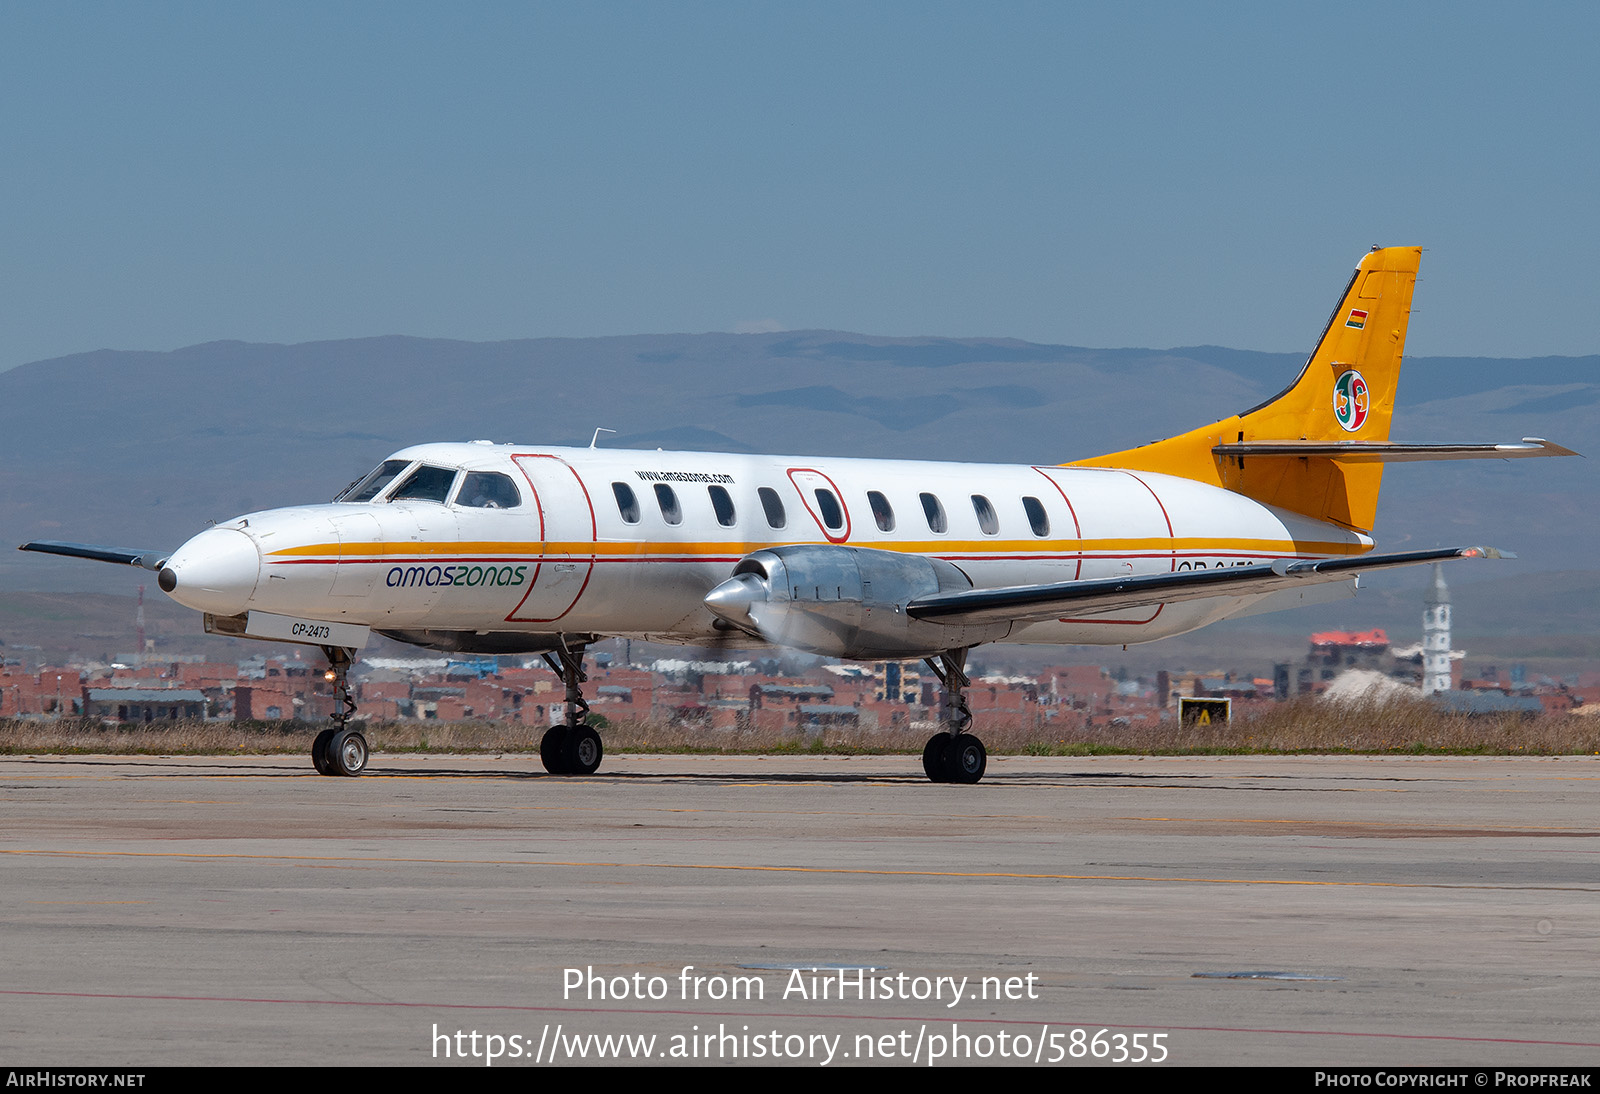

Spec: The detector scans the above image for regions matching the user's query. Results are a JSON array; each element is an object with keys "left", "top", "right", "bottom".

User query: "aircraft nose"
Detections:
[{"left": 158, "top": 528, "right": 261, "bottom": 615}]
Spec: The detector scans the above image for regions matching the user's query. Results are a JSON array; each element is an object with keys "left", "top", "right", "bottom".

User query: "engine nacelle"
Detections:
[{"left": 703, "top": 544, "right": 1011, "bottom": 659}]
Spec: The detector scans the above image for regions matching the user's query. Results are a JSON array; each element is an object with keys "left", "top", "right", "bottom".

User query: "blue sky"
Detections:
[{"left": 3, "top": 2, "right": 1596, "bottom": 371}]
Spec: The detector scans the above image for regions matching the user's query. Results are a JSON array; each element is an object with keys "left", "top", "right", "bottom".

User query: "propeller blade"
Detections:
[{"left": 17, "top": 541, "right": 171, "bottom": 571}]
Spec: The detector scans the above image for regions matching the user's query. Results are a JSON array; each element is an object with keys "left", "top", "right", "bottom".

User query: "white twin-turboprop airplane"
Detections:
[{"left": 21, "top": 246, "right": 1575, "bottom": 782}]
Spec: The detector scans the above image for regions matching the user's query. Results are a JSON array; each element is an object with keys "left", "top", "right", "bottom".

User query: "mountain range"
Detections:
[{"left": 2, "top": 333, "right": 1593, "bottom": 632}]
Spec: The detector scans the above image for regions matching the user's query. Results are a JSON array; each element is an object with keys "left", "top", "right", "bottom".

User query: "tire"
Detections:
[
  {"left": 566, "top": 724, "right": 603, "bottom": 776},
  {"left": 540, "top": 727, "right": 569, "bottom": 774},
  {"left": 947, "top": 733, "right": 987, "bottom": 785},
  {"left": 922, "top": 734, "right": 951, "bottom": 782},
  {"left": 328, "top": 729, "right": 368, "bottom": 777},
  {"left": 311, "top": 728, "right": 334, "bottom": 776}
]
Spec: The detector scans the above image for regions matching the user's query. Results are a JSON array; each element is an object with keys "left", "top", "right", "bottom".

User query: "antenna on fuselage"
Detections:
[{"left": 590, "top": 428, "right": 616, "bottom": 449}]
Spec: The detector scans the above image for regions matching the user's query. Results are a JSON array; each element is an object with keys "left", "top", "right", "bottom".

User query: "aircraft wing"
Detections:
[
  {"left": 906, "top": 546, "right": 1507, "bottom": 627},
  {"left": 17, "top": 541, "right": 172, "bottom": 571}
]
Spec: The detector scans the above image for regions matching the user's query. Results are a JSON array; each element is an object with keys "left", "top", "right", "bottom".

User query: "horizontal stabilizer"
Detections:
[
  {"left": 907, "top": 546, "right": 1508, "bottom": 627},
  {"left": 1211, "top": 438, "right": 1579, "bottom": 463},
  {"left": 17, "top": 540, "right": 171, "bottom": 571}
]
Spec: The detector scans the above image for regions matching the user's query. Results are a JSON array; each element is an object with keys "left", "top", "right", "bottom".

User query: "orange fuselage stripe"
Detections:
[{"left": 266, "top": 536, "right": 1369, "bottom": 561}]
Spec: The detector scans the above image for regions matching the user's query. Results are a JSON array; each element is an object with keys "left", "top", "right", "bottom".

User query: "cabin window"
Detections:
[
  {"left": 758, "top": 487, "right": 787, "bottom": 529},
  {"left": 654, "top": 483, "right": 682, "bottom": 525},
  {"left": 971, "top": 494, "right": 999, "bottom": 535},
  {"left": 612, "top": 482, "right": 640, "bottom": 524},
  {"left": 708, "top": 485, "right": 737, "bottom": 527},
  {"left": 1022, "top": 495, "right": 1050, "bottom": 537},
  {"left": 389, "top": 464, "right": 458, "bottom": 504},
  {"left": 456, "top": 472, "right": 522, "bottom": 509},
  {"left": 814, "top": 489, "right": 844, "bottom": 531},
  {"left": 867, "top": 490, "right": 895, "bottom": 532},
  {"left": 337, "top": 459, "right": 411, "bottom": 502},
  {"left": 920, "top": 492, "right": 947, "bottom": 534}
]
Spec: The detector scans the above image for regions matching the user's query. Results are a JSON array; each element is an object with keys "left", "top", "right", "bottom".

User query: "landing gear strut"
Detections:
[
  {"left": 921, "top": 648, "right": 987, "bottom": 784},
  {"left": 539, "top": 640, "right": 604, "bottom": 775},
  {"left": 312, "top": 645, "right": 367, "bottom": 777}
]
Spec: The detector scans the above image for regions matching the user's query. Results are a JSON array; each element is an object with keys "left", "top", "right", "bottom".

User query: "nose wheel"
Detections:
[
  {"left": 325, "top": 727, "right": 369, "bottom": 776},
  {"left": 312, "top": 728, "right": 333, "bottom": 775},
  {"left": 312, "top": 646, "right": 367, "bottom": 777}
]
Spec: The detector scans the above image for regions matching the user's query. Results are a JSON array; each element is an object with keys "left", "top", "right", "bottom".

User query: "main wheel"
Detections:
[
  {"left": 540, "top": 727, "right": 569, "bottom": 774},
  {"left": 566, "top": 724, "right": 603, "bottom": 775},
  {"left": 922, "top": 734, "right": 951, "bottom": 782},
  {"left": 327, "top": 729, "right": 368, "bottom": 777},
  {"left": 947, "top": 733, "right": 987, "bottom": 784},
  {"left": 311, "top": 728, "right": 335, "bottom": 775}
]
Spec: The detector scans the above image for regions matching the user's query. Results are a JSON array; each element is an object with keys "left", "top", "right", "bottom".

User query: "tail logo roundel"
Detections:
[{"left": 1333, "top": 369, "right": 1369, "bottom": 432}]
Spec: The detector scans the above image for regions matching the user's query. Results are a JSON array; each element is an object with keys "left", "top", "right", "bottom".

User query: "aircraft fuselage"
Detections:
[{"left": 159, "top": 441, "right": 1372, "bottom": 651}]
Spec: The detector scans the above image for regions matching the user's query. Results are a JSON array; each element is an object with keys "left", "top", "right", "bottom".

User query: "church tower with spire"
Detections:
[{"left": 1422, "top": 563, "right": 1453, "bottom": 695}]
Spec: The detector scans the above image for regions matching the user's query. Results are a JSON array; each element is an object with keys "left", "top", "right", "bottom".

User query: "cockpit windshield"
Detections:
[
  {"left": 337, "top": 459, "right": 522, "bottom": 508},
  {"left": 335, "top": 459, "right": 413, "bottom": 503}
]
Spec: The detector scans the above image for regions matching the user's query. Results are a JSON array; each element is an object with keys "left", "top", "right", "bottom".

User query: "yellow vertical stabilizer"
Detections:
[{"left": 1070, "top": 245, "right": 1422, "bottom": 532}]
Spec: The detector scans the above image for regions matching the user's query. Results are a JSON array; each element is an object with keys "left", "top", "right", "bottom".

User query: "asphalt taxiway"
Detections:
[{"left": 2, "top": 752, "right": 1597, "bottom": 1066}]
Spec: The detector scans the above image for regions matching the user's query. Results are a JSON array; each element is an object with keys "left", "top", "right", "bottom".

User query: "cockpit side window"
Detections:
[
  {"left": 389, "top": 464, "right": 459, "bottom": 504},
  {"left": 455, "top": 471, "right": 522, "bottom": 509},
  {"left": 336, "top": 459, "right": 413, "bottom": 502}
]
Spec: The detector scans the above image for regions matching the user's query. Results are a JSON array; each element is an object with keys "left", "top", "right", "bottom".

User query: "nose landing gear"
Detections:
[
  {"left": 539, "top": 641, "right": 604, "bottom": 775},
  {"left": 312, "top": 646, "right": 367, "bottom": 776}
]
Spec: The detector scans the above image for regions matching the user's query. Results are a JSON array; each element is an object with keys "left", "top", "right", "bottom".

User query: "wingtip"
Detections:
[{"left": 1519, "top": 438, "right": 1582, "bottom": 459}]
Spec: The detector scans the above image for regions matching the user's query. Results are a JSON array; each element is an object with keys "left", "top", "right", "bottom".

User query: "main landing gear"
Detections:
[
  {"left": 539, "top": 641, "right": 604, "bottom": 776},
  {"left": 312, "top": 645, "right": 368, "bottom": 777},
  {"left": 921, "top": 648, "right": 987, "bottom": 784}
]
